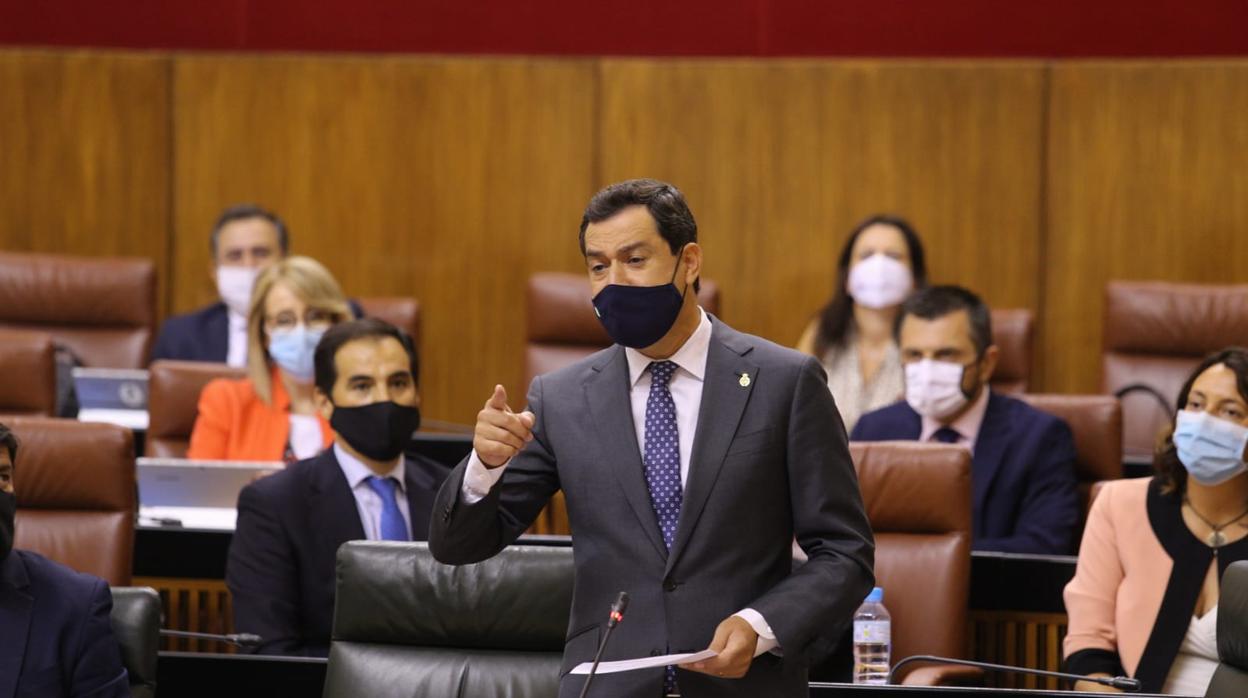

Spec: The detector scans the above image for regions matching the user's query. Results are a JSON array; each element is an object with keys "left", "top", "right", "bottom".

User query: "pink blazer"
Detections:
[{"left": 1063, "top": 476, "right": 1248, "bottom": 692}]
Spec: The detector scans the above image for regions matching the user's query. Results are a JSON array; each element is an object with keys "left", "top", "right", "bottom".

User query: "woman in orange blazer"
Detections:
[
  {"left": 188, "top": 256, "right": 352, "bottom": 462},
  {"left": 1064, "top": 347, "right": 1248, "bottom": 695}
]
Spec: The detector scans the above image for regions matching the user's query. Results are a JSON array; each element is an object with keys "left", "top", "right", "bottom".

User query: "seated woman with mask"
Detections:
[
  {"left": 1064, "top": 347, "right": 1248, "bottom": 695},
  {"left": 796, "top": 215, "right": 927, "bottom": 430},
  {"left": 188, "top": 256, "right": 352, "bottom": 462}
]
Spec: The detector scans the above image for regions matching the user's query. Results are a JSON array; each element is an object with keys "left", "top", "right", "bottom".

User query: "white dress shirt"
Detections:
[
  {"left": 334, "top": 442, "right": 412, "bottom": 540},
  {"left": 226, "top": 310, "right": 248, "bottom": 368},
  {"left": 461, "top": 309, "right": 779, "bottom": 656}
]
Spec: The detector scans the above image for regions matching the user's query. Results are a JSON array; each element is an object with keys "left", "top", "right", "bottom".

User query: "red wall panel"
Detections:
[{"left": 2, "top": 0, "right": 1246, "bottom": 56}]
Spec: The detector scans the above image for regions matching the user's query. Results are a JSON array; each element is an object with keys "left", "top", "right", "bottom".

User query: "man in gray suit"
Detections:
[{"left": 429, "top": 179, "right": 874, "bottom": 698}]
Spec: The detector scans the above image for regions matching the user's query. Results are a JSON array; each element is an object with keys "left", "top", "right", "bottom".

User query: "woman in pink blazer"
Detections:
[{"left": 1065, "top": 347, "right": 1248, "bottom": 694}]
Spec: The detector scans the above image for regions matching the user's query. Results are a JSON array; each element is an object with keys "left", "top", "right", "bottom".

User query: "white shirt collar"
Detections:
[
  {"left": 625, "top": 308, "right": 712, "bottom": 387},
  {"left": 334, "top": 441, "right": 406, "bottom": 493}
]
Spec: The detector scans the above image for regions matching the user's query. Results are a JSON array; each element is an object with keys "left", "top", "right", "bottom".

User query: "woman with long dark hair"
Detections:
[
  {"left": 1065, "top": 347, "right": 1248, "bottom": 694},
  {"left": 796, "top": 215, "right": 927, "bottom": 430}
]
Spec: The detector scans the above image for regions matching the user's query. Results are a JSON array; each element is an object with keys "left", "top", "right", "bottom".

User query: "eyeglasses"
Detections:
[{"left": 265, "top": 308, "right": 336, "bottom": 332}]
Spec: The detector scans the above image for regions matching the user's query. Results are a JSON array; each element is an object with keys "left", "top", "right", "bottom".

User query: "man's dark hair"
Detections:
[
  {"left": 314, "top": 319, "right": 420, "bottom": 398},
  {"left": 209, "top": 204, "right": 290, "bottom": 258},
  {"left": 578, "top": 179, "right": 700, "bottom": 293},
  {"left": 895, "top": 285, "right": 994, "bottom": 356},
  {"left": 0, "top": 422, "right": 18, "bottom": 465}
]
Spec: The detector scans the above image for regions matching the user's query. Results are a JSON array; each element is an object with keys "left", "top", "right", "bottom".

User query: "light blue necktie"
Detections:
[{"left": 365, "top": 476, "right": 408, "bottom": 541}]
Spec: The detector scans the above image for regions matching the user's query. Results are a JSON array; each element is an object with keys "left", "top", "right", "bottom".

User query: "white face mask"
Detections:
[
  {"left": 847, "top": 253, "right": 913, "bottom": 309},
  {"left": 216, "top": 266, "right": 260, "bottom": 317},
  {"left": 905, "top": 359, "right": 971, "bottom": 420}
]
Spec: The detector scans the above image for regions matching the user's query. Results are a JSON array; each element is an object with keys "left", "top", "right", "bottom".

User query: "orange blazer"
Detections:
[{"left": 187, "top": 366, "right": 333, "bottom": 462}]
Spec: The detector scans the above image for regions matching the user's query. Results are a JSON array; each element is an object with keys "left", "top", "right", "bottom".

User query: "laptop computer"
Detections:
[
  {"left": 73, "top": 367, "right": 150, "bottom": 430},
  {"left": 137, "top": 457, "right": 284, "bottom": 531}
]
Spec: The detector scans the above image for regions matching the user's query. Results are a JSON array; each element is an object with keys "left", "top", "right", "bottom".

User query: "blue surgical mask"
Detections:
[
  {"left": 267, "top": 326, "right": 326, "bottom": 383},
  {"left": 1173, "top": 410, "right": 1248, "bottom": 486},
  {"left": 591, "top": 247, "right": 689, "bottom": 349}
]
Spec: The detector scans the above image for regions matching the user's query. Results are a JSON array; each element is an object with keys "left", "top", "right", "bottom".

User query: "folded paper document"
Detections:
[{"left": 570, "top": 650, "right": 718, "bottom": 675}]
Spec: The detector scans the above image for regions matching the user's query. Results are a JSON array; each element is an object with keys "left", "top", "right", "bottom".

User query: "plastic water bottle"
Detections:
[{"left": 852, "top": 586, "right": 891, "bottom": 684}]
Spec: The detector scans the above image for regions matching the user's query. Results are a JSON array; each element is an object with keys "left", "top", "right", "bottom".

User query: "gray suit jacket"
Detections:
[{"left": 429, "top": 316, "right": 874, "bottom": 698}]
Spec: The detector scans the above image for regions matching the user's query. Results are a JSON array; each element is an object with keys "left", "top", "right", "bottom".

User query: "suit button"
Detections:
[{"left": 664, "top": 580, "right": 678, "bottom": 592}]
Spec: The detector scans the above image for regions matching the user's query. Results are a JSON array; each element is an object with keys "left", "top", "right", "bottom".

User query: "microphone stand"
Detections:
[
  {"left": 888, "top": 655, "right": 1141, "bottom": 692},
  {"left": 160, "top": 629, "right": 263, "bottom": 648},
  {"left": 577, "top": 591, "right": 630, "bottom": 698}
]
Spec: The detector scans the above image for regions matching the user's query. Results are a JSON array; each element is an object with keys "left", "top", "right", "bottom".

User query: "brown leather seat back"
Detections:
[
  {"left": 990, "top": 309, "right": 1033, "bottom": 394},
  {"left": 7, "top": 417, "right": 135, "bottom": 585},
  {"left": 147, "top": 360, "right": 246, "bottom": 458},
  {"left": 358, "top": 297, "right": 421, "bottom": 348},
  {"left": 524, "top": 272, "right": 721, "bottom": 388},
  {"left": 0, "top": 328, "right": 57, "bottom": 415},
  {"left": 0, "top": 252, "right": 156, "bottom": 368},
  {"left": 1018, "top": 394, "right": 1122, "bottom": 518},
  {"left": 1102, "top": 281, "right": 1248, "bottom": 458},
  {"left": 850, "top": 441, "right": 972, "bottom": 674}
]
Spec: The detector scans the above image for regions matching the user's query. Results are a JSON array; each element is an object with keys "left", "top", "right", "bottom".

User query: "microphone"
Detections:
[
  {"left": 159, "top": 629, "right": 263, "bottom": 648},
  {"left": 577, "top": 591, "right": 630, "bottom": 698},
  {"left": 888, "top": 655, "right": 1141, "bottom": 692}
]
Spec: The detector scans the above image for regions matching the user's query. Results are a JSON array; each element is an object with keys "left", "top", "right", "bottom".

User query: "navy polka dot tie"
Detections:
[{"left": 644, "top": 360, "right": 682, "bottom": 695}]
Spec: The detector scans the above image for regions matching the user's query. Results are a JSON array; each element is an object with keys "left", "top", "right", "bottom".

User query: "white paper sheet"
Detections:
[{"left": 570, "top": 649, "right": 718, "bottom": 675}]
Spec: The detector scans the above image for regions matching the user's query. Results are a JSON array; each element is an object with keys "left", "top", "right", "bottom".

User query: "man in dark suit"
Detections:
[
  {"left": 151, "top": 204, "right": 290, "bottom": 365},
  {"left": 429, "top": 179, "right": 875, "bottom": 698},
  {"left": 852, "top": 285, "right": 1079, "bottom": 554},
  {"left": 226, "top": 319, "right": 448, "bottom": 656},
  {"left": 0, "top": 423, "right": 129, "bottom": 698}
]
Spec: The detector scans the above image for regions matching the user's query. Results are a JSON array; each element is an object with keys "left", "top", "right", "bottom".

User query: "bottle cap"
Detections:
[{"left": 865, "top": 587, "right": 883, "bottom": 603}]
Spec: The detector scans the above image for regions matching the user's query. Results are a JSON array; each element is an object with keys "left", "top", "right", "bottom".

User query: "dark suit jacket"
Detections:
[
  {"left": 226, "top": 447, "right": 448, "bottom": 657},
  {"left": 0, "top": 550, "right": 129, "bottom": 698},
  {"left": 851, "top": 391, "right": 1080, "bottom": 554},
  {"left": 429, "top": 316, "right": 876, "bottom": 698},
  {"left": 150, "top": 300, "right": 366, "bottom": 364}
]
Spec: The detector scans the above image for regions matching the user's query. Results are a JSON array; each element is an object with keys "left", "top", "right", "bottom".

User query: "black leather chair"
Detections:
[
  {"left": 1208, "top": 561, "right": 1248, "bottom": 696},
  {"left": 109, "top": 586, "right": 161, "bottom": 698},
  {"left": 323, "top": 541, "right": 573, "bottom": 698}
]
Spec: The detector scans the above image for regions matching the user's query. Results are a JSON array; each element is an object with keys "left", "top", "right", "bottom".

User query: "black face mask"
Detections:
[
  {"left": 591, "top": 246, "right": 690, "bottom": 349},
  {"left": 330, "top": 401, "right": 421, "bottom": 462},
  {"left": 0, "top": 490, "right": 15, "bottom": 562}
]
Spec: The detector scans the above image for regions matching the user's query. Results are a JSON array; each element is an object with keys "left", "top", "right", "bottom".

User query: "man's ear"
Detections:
[
  {"left": 979, "top": 345, "right": 1000, "bottom": 383},
  {"left": 314, "top": 387, "right": 334, "bottom": 422},
  {"left": 681, "top": 242, "right": 703, "bottom": 288}
]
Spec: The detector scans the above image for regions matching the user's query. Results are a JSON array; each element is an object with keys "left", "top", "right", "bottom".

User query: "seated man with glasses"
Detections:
[
  {"left": 188, "top": 256, "right": 352, "bottom": 462},
  {"left": 851, "top": 285, "right": 1080, "bottom": 554}
]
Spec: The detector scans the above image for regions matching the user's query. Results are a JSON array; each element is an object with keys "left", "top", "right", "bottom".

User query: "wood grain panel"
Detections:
[
  {"left": 173, "top": 55, "right": 596, "bottom": 423},
  {"left": 598, "top": 60, "right": 1046, "bottom": 358},
  {"left": 0, "top": 50, "right": 172, "bottom": 317},
  {"left": 1044, "top": 62, "right": 1248, "bottom": 393}
]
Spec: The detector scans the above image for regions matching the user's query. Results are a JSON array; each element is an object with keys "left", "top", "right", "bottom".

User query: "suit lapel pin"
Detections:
[{"left": 738, "top": 372, "right": 751, "bottom": 387}]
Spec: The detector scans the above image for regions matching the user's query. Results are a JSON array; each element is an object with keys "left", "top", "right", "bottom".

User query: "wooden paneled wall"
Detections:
[{"left": 2, "top": 50, "right": 1247, "bottom": 424}]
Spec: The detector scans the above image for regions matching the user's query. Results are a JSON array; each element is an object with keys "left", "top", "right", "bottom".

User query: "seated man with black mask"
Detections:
[
  {"left": 226, "top": 319, "right": 448, "bottom": 656},
  {"left": 0, "top": 422, "right": 129, "bottom": 696}
]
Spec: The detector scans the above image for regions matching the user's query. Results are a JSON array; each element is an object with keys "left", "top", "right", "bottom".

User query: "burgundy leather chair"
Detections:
[
  {"left": 1018, "top": 394, "right": 1122, "bottom": 520},
  {"left": 0, "top": 252, "right": 156, "bottom": 368},
  {"left": 147, "top": 360, "right": 246, "bottom": 458},
  {"left": 7, "top": 416, "right": 136, "bottom": 585},
  {"left": 358, "top": 297, "right": 421, "bottom": 348},
  {"left": 1102, "top": 281, "right": 1248, "bottom": 458},
  {"left": 850, "top": 441, "right": 975, "bottom": 685},
  {"left": 0, "top": 328, "right": 57, "bottom": 416},
  {"left": 990, "top": 309, "right": 1033, "bottom": 394}
]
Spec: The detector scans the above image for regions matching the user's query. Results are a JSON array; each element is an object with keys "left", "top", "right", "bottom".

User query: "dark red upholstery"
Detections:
[
  {"left": 7, "top": 417, "right": 136, "bottom": 585},
  {"left": 850, "top": 441, "right": 973, "bottom": 684},
  {"left": 146, "top": 360, "right": 246, "bottom": 458},
  {"left": 358, "top": 296, "right": 421, "bottom": 348},
  {"left": 0, "top": 328, "right": 57, "bottom": 415},
  {"left": 1018, "top": 394, "right": 1122, "bottom": 519},
  {"left": 990, "top": 309, "right": 1033, "bottom": 394},
  {"left": 1102, "top": 281, "right": 1248, "bottom": 457},
  {"left": 0, "top": 252, "right": 156, "bottom": 368}
]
